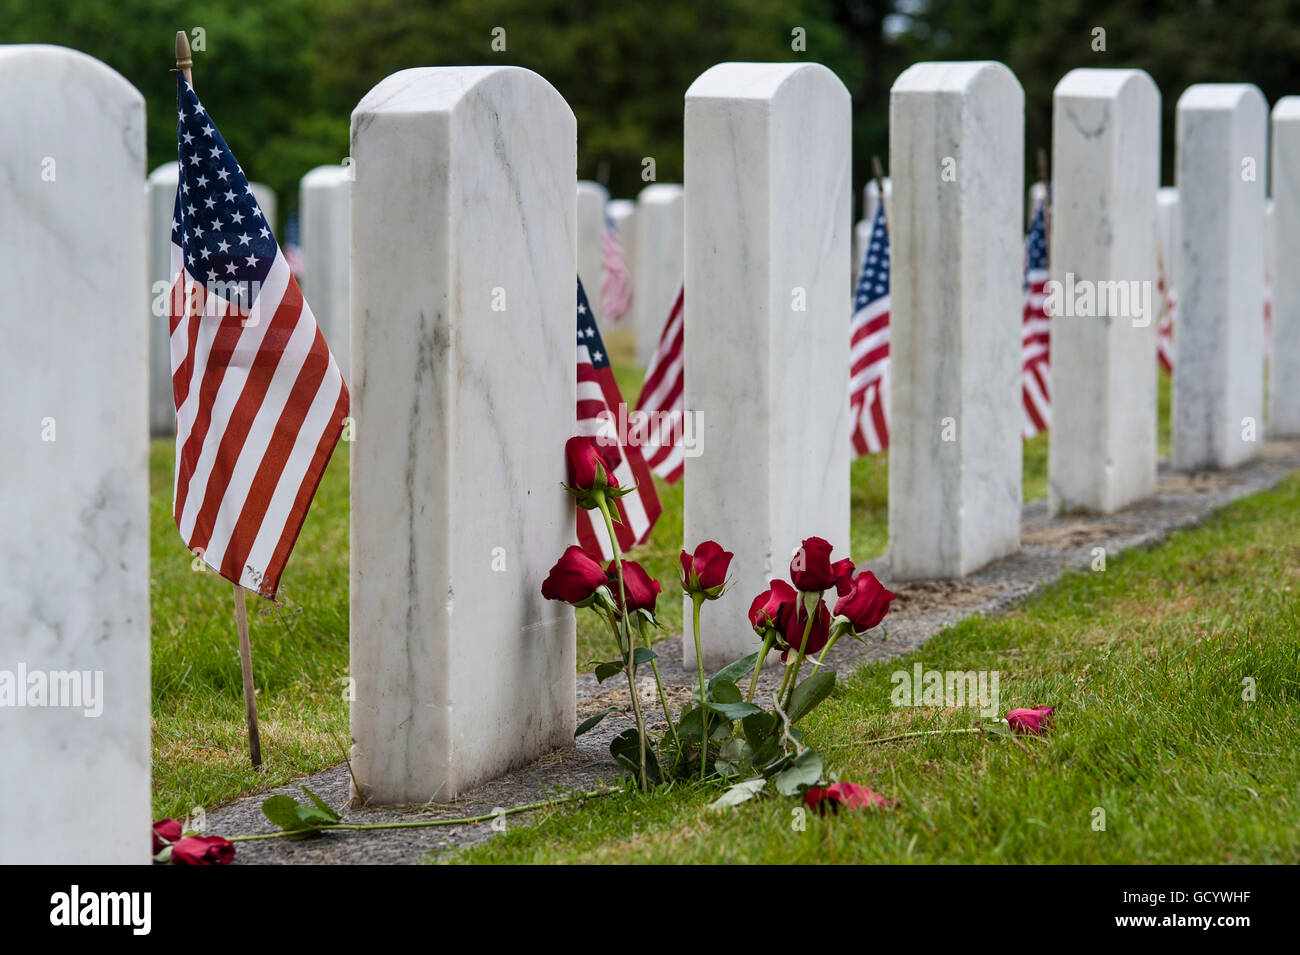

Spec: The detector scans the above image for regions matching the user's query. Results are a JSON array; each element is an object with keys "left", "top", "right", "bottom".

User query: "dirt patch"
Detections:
[
  {"left": 890, "top": 579, "right": 1002, "bottom": 615},
  {"left": 1021, "top": 520, "right": 1125, "bottom": 548},
  {"left": 1157, "top": 472, "right": 1240, "bottom": 494}
]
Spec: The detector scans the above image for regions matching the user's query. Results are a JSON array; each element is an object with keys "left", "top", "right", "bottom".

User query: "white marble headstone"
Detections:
[
  {"left": 682, "top": 62, "right": 851, "bottom": 668},
  {"left": 633, "top": 183, "right": 684, "bottom": 368},
  {"left": 1269, "top": 98, "right": 1300, "bottom": 436},
  {"left": 0, "top": 44, "right": 150, "bottom": 864},
  {"left": 1156, "top": 186, "right": 1179, "bottom": 287},
  {"left": 349, "top": 66, "right": 576, "bottom": 804},
  {"left": 888, "top": 61, "right": 1023, "bottom": 579},
  {"left": 1173, "top": 84, "right": 1267, "bottom": 469},
  {"left": 577, "top": 180, "right": 609, "bottom": 327},
  {"left": 300, "top": 164, "right": 352, "bottom": 384},
  {"left": 1048, "top": 69, "right": 1160, "bottom": 514},
  {"left": 147, "top": 162, "right": 180, "bottom": 436}
]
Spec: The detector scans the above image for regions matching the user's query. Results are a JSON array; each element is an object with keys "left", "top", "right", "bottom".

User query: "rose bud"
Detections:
[
  {"left": 789, "top": 536, "right": 836, "bottom": 592},
  {"left": 565, "top": 435, "right": 620, "bottom": 492},
  {"left": 831, "top": 558, "right": 856, "bottom": 597},
  {"left": 170, "top": 835, "right": 236, "bottom": 866},
  {"left": 607, "top": 559, "right": 661, "bottom": 615},
  {"left": 748, "top": 579, "right": 798, "bottom": 642},
  {"left": 833, "top": 571, "right": 895, "bottom": 633},
  {"left": 1005, "top": 705, "right": 1055, "bottom": 735},
  {"left": 680, "top": 540, "right": 734, "bottom": 599},
  {"left": 780, "top": 597, "right": 831, "bottom": 660},
  {"left": 541, "top": 546, "right": 608, "bottom": 606},
  {"left": 152, "top": 818, "right": 182, "bottom": 854},
  {"left": 804, "top": 782, "right": 891, "bottom": 815}
]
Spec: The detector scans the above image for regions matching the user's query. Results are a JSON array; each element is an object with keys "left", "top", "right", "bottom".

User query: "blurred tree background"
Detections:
[{"left": 3, "top": 0, "right": 1299, "bottom": 230}]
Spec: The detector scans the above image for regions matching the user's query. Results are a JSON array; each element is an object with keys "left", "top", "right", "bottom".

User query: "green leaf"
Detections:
[
  {"left": 632, "top": 647, "right": 657, "bottom": 665},
  {"left": 742, "top": 711, "right": 777, "bottom": 746},
  {"left": 786, "top": 668, "right": 836, "bottom": 724},
  {"left": 703, "top": 699, "right": 763, "bottom": 721},
  {"left": 714, "top": 738, "right": 753, "bottom": 777},
  {"left": 711, "top": 678, "right": 742, "bottom": 704},
  {"left": 773, "top": 749, "right": 825, "bottom": 796},
  {"left": 675, "top": 706, "right": 704, "bottom": 740},
  {"left": 708, "top": 778, "right": 766, "bottom": 811},
  {"left": 609, "top": 728, "right": 661, "bottom": 784},
  {"left": 575, "top": 706, "right": 616, "bottom": 738},
  {"left": 709, "top": 651, "right": 761, "bottom": 693},
  {"left": 593, "top": 661, "right": 624, "bottom": 683},
  {"left": 262, "top": 794, "right": 310, "bottom": 831},
  {"left": 300, "top": 786, "right": 341, "bottom": 822}
]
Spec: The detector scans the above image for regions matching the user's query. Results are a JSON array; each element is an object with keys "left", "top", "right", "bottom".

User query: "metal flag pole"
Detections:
[{"left": 176, "top": 28, "right": 262, "bottom": 770}]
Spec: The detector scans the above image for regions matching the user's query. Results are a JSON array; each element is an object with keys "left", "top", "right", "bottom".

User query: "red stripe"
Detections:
[
  {"left": 186, "top": 282, "right": 305, "bottom": 553},
  {"left": 258, "top": 384, "right": 349, "bottom": 596},
  {"left": 171, "top": 279, "right": 207, "bottom": 412},
  {"left": 174, "top": 297, "right": 246, "bottom": 525},
  {"left": 219, "top": 324, "right": 332, "bottom": 582}
]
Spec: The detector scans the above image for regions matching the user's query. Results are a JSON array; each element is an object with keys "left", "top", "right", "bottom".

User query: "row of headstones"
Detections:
[{"left": 3, "top": 44, "right": 1295, "bottom": 860}]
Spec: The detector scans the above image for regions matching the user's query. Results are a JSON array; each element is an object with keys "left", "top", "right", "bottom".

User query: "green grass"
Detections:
[
  {"left": 454, "top": 470, "right": 1300, "bottom": 864},
  {"left": 150, "top": 360, "right": 1172, "bottom": 819}
]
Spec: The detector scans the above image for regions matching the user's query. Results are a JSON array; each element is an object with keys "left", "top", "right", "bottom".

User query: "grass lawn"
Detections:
[
  {"left": 455, "top": 470, "right": 1300, "bottom": 864},
  {"left": 150, "top": 355, "right": 1171, "bottom": 820}
]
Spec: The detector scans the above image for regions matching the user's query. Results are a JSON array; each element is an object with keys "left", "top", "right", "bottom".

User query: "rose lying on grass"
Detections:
[
  {"left": 152, "top": 818, "right": 181, "bottom": 854},
  {"left": 804, "top": 782, "right": 893, "bottom": 814},
  {"left": 1006, "top": 705, "right": 1055, "bottom": 735}
]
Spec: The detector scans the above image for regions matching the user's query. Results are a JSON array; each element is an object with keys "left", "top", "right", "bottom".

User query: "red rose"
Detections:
[
  {"left": 170, "top": 835, "right": 235, "bottom": 866},
  {"left": 152, "top": 818, "right": 182, "bottom": 854},
  {"left": 565, "top": 435, "right": 620, "bottom": 492},
  {"left": 804, "top": 782, "right": 891, "bottom": 814},
  {"left": 680, "top": 540, "right": 733, "bottom": 598},
  {"left": 1006, "top": 705, "right": 1055, "bottom": 735},
  {"left": 748, "top": 580, "right": 798, "bottom": 638},
  {"left": 607, "top": 559, "right": 661, "bottom": 614},
  {"left": 789, "top": 536, "right": 836, "bottom": 592},
  {"left": 541, "top": 546, "right": 608, "bottom": 605},
  {"left": 833, "top": 571, "right": 895, "bottom": 632},
  {"left": 831, "top": 558, "right": 856, "bottom": 597},
  {"left": 781, "top": 597, "right": 831, "bottom": 659}
]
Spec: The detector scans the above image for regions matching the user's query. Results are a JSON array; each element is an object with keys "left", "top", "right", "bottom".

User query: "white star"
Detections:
[
  {"left": 245, "top": 254, "right": 259, "bottom": 267},
  {"left": 238, "top": 233, "right": 251, "bottom": 246},
  {"left": 225, "top": 263, "right": 238, "bottom": 275},
  {"left": 203, "top": 196, "right": 216, "bottom": 209},
  {"left": 578, "top": 304, "right": 587, "bottom": 314},
  {"left": 230, "top": 211, "right": 244, "bottom": 224},
  {"left": 217, "top": 240, "right": 230, "bottom": 253},
  {"left": 182, "top": 131, "right": 194, "bottom": 144},
  {"left": 216, "top": 168, "right": 230, "bottom": 181},
  {"left": 188, "top": 154, "right": 201, "bottom": 167},
  {"left": 171, "top": 217, "right": 179, "bottom": 231},
  {"left": 200, "top": 247, "right": 210, "bottom": 259},
  {"left": 258, "top": 227, "right": 270, "bottom": 239},
  {"left": 592, "top": 351, "right": 604, "bottom": 362},
  {"left": 211, "top": 218, "right": 223, "bottom": 231},
  {"left": 201, "top": 124, "right": 214, "bottom": 137},
  {"left": 244, "top": 184, "right": 254, "bottom": 195},
  {"left": 195, "top": 174, "right": 208, "bottom": 188},
  {"left": 192, "top": 223, "right": 205, "bottom": 238},
  {"left": 209, "top": 146, "right": 222, "bottom": 159},
  {"left": 224, "top": 190, "right": 236, "bottom": 203},
  {"left": 187, "top": 253, "right": 195, "bottom": 265},
  {"left": 207, "top": 268, "right": 218, "bottom": 282}
]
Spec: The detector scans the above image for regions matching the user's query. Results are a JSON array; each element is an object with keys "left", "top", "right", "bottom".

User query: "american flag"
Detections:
[
  {"left": 600, "top": 211, "right": 632, "bottom": 324},
  {"left": 576, "top": 278, "right": 661, "bottom": 559},
  {"left": 850, "top": 203, "right": 890, "bottom": 456},
  {"left": 1021, "top": 198, "right": 1051, "bottom": 439},
  {"left": 169, "top": 75, "right": 348, "bottom": 598},
  {"left": 1156, "top": 247, "right": 1175, "bottom": 375},
  {"left": 634, "top": 283, "right": 685, "bottom": 482}
]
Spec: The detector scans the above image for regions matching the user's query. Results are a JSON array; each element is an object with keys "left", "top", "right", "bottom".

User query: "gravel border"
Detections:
[{"left": 202, "top": 440, "right": 1300, "bottom": 864}]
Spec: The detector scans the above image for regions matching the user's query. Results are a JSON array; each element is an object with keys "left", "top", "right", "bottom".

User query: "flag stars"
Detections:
[
  {"left": 244, "top": 254, "right": 259, "bottom": 268},
  {"left": 224, "top": 190, "right": 237, "bottom": 203},
  {"left": 238, "top": 233, "right": 251, "bottom": 246},
  {"left": 201, "top": 124, "right": 214, "bottom": 137}
]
